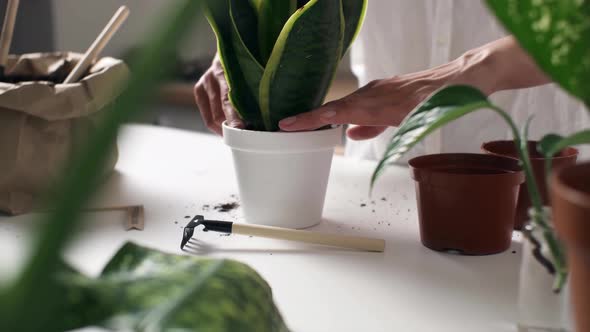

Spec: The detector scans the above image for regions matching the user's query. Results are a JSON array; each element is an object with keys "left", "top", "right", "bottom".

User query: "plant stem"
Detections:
[{"left": 490, "top": 105, "right": 567, "bottom": 291}]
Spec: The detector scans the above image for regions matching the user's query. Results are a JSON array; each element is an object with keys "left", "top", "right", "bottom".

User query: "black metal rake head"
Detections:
[{"left": 180, "top": 215, "right": 233, "bottom": 250}]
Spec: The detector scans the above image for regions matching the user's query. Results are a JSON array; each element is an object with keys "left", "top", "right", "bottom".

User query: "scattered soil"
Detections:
[
  {"left": 214, "top": 202, "right": 240, "bottom": 213},
  {"left": 381, "top": 197, "right": 387, "bottom": 201}
]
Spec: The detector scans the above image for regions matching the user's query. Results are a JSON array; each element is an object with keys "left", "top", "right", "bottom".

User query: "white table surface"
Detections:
[{"left": 0, "top": 124, "right": 525, "bottom": 332}]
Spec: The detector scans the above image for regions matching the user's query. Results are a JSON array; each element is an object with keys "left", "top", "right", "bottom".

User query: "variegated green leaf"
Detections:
[
  {"left": 341, "top": 0, "right": 368, "bottom": 57},
  {"left": 255, "top": 0, "right": 298, "bottom": 64},
  {"left": 486, "top": 0, "right": 590, "bottom": 108},
  {"left": 205, "top": 0, "right": 265, "bottom": 130},
  {"left": 59, "top": 242, "right": 289, "bottom": 332},
  {"left": 259, "top": 0, "right": 345, "bottom": 131},
  {"left": 230, "top": 0, "right": 264, "bottom": 104}
]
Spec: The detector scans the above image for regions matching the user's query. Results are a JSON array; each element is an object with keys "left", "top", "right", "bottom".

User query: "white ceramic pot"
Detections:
[{"left": 223, "top": 122, "right": 342, "bottom": 229}]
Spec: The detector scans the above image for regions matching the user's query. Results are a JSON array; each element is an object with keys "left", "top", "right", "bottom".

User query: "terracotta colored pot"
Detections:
[
  {"left": 482, "top": 140, "right": 578, "bottom": 230},
  {"left": 409, "top": 153, "right": 524, "bottom": 255},
  {"left": 551, "top": 162, "right": 590, "bottom": 332}
]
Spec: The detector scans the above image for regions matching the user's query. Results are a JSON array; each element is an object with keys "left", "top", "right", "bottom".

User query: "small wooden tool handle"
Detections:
[
  {"left": 232, "top": 224, "right": 385, "bottom": 252},
  {"left": 63, "top": 5, "right": 129, "bottom": 83},
  {"left": 0, "top": 0, "right": 19, "bottom": 67}
]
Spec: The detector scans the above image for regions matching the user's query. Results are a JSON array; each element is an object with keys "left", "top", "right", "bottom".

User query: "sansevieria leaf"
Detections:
[
  {"left": 230, "top": 0, "right": 264, "bottom": 104},
  {"left": 486, "top": 0, "right": 590, "bottom": 108},
  {"left": 204, "top": 0, "right": 265, "bottom": 130},
  {"left": 58, "top": 242, "right": 290, "bottom": 332},
  {"left": 371, "top": 85, "right": 494, "bottom": 188},
  {"left": 341, "top": 0, "right": 368, "bottom": 57},
  {"left": 255, "top": 0, "right": 298, "bottom": 64},
  {"left": 259, "top": 0, "right": 345, "bottom": 131}
]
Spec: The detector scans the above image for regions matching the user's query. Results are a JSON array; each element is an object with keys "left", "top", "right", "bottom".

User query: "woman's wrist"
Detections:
[{"left": 451, "top": 36, "right": 550, "bottom": 95}]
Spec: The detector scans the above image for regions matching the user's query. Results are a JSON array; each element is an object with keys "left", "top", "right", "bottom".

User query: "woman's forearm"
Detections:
[{"left": 452, "top": 36, "right": 551, "bottom": 95}]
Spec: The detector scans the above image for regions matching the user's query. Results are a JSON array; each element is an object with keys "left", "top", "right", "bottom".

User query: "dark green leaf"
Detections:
[
  {"left": 259, "top": 0, "right": 345, "bottom": 131},
  {"left": 230, "top": 0, "right": 261, "bottom": 62},
  {"left": 539, "top": 130, "right": 590, "bottom": 157},
  {"left": 371, "top": 85, "right": 493, "bottom": 188},
  {"left": 205, "top": 0, "right": 265, "bottom": 130},
  {"left": 485, "top": 0, "right": 590, "bottom": 107},
  {"left": 229, "top": 0, "right": 265, "bottom": 104},
  {"left": 341, "top": 0, "right": 367, "bottom": 57},
  {"left": 60, "top": 243, "right": 289, "bottom": 332},
  {"left": 255, "top": 0, "right": 298, "bottom": 64}
]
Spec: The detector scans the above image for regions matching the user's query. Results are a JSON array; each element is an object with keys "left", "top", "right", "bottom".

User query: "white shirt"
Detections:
[{"left": 346, "top": 0, "right": 590, "bottom": 161}]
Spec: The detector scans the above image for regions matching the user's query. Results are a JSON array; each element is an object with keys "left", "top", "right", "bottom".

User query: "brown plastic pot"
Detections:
[
  {"left": 409, "top": 153, "right": 524, "bottom": 255},
  {"left": 551, "top": 162, "right": 590, "bottom": 332},
  {"left": 482, "top": 140, "right": 578, "bottom": 230}
]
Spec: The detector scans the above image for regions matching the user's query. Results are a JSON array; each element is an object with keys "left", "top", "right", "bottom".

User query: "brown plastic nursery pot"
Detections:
[
  {"left": 409, "top": 153, "right": 524, "bottom": 255},
  {"left": 551, "top": 162, "right": 590, "bottom": 332},
  {"left": 482, "top": 140, "right": 578, "bottom": 230}
]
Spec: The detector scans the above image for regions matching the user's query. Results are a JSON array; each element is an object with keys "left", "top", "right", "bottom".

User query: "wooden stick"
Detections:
[
  {"left": 63, "top": 5, "right": 129, "bottom": 83},
  {"left": 0, "top": 0, "right": 19, "bottom": 68},
  {"left": 232, "top": 224, "right": 386, "bottom": 252}
]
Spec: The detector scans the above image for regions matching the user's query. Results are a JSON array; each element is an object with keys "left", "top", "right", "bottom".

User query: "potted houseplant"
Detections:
[
  {"left": 371, "top": 0, "right": 590, "bottom": 330},
  {"left": 0, "top": 2, "right": 288, "bottom": 331},
  {"left": 203, "top": 0, "right": 367, "bottom": 228}
]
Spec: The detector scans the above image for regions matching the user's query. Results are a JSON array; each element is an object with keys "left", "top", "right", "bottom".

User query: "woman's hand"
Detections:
[
  {"left": 194, "top": 55, "right": 244, "bottom": 135},
  {"left": 278, "top": 74, "right": 446, "bottom": 140},
  {"left": 278, "top": 36, "right": 549, "bottom": 140}
]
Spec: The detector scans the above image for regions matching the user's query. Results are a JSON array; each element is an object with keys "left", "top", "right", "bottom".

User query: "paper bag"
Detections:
[{"left": 0, "top": 52, "right": 129, "bottom": 215}]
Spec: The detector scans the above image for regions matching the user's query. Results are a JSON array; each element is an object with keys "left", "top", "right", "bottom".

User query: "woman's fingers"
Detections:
[
  {"left": 195, "top": 55, "right": 243, "bottom": 135},
  {"left": 203, "top": 72, "right": 226, "bottom": 133},
  {"left": 194, "top": 77, "right": 221, "bottom": 135},
  {"left": 346, "top": 125, "right": 388, "bottom": 140}
]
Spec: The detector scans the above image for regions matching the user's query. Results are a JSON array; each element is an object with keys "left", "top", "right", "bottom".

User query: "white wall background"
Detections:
[
  {"left": 51, "top": 1, "right": 351, "bottom": 75},
  {"left": 52, "top": 0, "right": 217, "bottom": 60}
]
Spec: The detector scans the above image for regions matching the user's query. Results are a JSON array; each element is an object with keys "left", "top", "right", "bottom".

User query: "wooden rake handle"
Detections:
[{"left": 232, "top": 223, "right": 386, "bottom": 252}]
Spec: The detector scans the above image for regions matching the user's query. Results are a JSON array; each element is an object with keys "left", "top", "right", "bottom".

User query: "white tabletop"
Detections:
[{"left": 0, "top": 124, "right": 523, "bottom": 332}]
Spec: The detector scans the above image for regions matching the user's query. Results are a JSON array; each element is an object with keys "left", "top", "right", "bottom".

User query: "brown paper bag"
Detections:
[{"left": 0, "top": 52, "right": 130, "bottom": 215}]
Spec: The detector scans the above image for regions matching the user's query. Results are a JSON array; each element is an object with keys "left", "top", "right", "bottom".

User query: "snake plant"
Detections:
[
  {"left": 204, "top": 0, "right": 368, "bottom": 131},
  {"left": 371, "top": 0, "right": 590, "bottom": 291}
]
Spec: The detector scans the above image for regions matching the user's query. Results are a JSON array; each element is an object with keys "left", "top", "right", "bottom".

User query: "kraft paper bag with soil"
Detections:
[{"left": 0, "top": 52, "right": 129, "bottom": 215}]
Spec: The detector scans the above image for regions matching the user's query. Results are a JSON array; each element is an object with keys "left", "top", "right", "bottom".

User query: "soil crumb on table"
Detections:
[{"left": 214, "top": 202, "right": 240, "bottom": 212}]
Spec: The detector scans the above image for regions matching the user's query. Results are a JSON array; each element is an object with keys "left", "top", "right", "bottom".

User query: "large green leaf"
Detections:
[
  {"left": 371, "top": 85, "right": 494, "bottom": 187},
  {"left": 341, "top": 0, "right": 368, "bottom": 57},
  {"left": 259, "top": 0, "right": 345, "bottom": 131},
  {"left": 204, "top": 0, "right": 265, "bottom": 130},
  {"left": 58, "top": 243, "right": 289, "bottom": 332},
  {"left": 486, "top": 0, "right": 590, "bottom": 108},
  {"left": 255, "top": 0, "right": 298, "bottom": 64}
]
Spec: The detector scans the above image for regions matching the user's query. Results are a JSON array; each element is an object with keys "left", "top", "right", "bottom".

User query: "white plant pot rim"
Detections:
[{"left": 222, "top": 121, "right": 342, "bottom": 153}]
